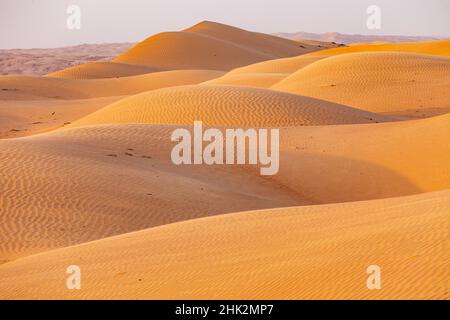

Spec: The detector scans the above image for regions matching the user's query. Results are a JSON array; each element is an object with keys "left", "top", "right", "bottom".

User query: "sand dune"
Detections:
[
  {"left": 202, "top": 73, "right": 288, "bottom": 88},
  {"left": 46, "top": 62, "right": 157, "bottom": 79},
  {"left": 202, "top": 55, "right": 327, "bottom": 88},
  {"left": 273, "top": 52, "right": 450, "bottom": 115},
  {"left": 0, "top": 189, "right": 447, "bottom": 299},
  {"left": 275, "top": 31, "right": 446, "bottom": 45},
  {"left": 0, "top": 20, "right": 448, "bottom": 301},
  {"left": 0, "top": 124, "right": 304, "bottom": 261},
  {"left": 274, "top": 113, "right": 450, "bottom": 204},
  {"left": 73, "top": 85, "right": 391, "bottom": 127},
  {"left": 1, "top": 114, "right": 448, "bottom": 260},
  {"left": 309, "top": 40, "right": 450, "bottom": 57},
  {"left": 113, "top": 21, "right": 326, "bottom": 71},
  {"left": 0, "top": 43, "right": 134, "bottom": 76},
  {"left": 0, "top": 70, "right": 224, "bottom": 100},
  {"left": 229, "top": 55, "right": 326, "bottom": 75},
  {"left": 0, "top": 96, "right": 123, "bottom": 138}
]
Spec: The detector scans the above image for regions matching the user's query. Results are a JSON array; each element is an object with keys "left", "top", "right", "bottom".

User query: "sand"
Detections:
[
  {"left": 0, "top": 21, "right": 448, "bottom": 300},
  {"left": 273, "top": 52, "right": 450, "bottom": 116},
  {"left": 46, "top": 62, "right": 157, "bottom": 79},
  {"left": 308, "top": 40, "right": 450, "bottom": 58},
  {"left": 72, "top": 85, "right": 392, "bottom": 127},
  {"left": 1, "top": 114, "right": 448, "bottom": 261},
  {"left": 0, "top": 190, "right": 447, "bottom": 299},
  {"left": 114, "top": 21, "right": 330, "bottom": 71},
  {"left": 0, "top": 70, "right": 224, "bottom": 100}
]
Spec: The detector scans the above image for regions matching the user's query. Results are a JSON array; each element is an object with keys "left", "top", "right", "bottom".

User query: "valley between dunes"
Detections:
[{"left": 0, "top": 21, "right": 449, "bottom": 300}]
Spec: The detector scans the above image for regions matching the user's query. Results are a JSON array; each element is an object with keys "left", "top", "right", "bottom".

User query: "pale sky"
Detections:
[{"left": 0, "top": 0, "right": 449, "bottom": 49}]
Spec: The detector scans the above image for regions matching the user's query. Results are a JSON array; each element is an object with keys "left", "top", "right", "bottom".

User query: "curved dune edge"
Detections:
[
  {"left": 308, "top": 40, "right": 450, "bottom": 58},
  {"left": 0, "top": 70, "right": 225, "bottom": 100},
  {"left": 46, "top": 61, "right": 158, "bottom": 79},
  {"left": 0, "top": 114, "right": 448, "bottom": 260},
  {"left": 272, "top": 52, "right": 450, "bottom": 114},
  {"left": 72, "top": 84, "right": 392, "bottom": 127},
  {"left": 0, "top": 189, "right": 448, "bottom": 300},
  {"left": 0, "top": 96, "right": 124, "bottom": 139},
  {"left": 202, "top": 72, "right": 287, "bottom": 88}
]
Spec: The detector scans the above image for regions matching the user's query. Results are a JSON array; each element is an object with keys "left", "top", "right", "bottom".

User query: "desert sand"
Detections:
[
  {"left": 0, "top": 21, "right": 448, "bottom": 300},
  {"left": 0, "top": 190, "right": 448, "bottom": 299},
  {"left": 273, "top": 52, "right": 450, "bottom": 117}
]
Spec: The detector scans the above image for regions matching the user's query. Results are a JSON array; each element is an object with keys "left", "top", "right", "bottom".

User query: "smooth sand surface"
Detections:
[
  {"left": 0, "top": 22, "right": 448, "bottom": 300},
  {"left": 0, "top": 124, "right": 304, "bottom": 261},
  {"left": 72, "top": 85, "right": 392, "bottom": 127},
  {"left": 0, "top": 190, "right": 447, "bottom": 299},
  {"left": 273, "top": 52, "right": 450, "bottom": 115},
  {"left": 0, "top": 70, "right": 225, "bottom": 100}
]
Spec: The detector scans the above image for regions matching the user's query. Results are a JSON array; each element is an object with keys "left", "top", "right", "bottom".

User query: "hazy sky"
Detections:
[{"left": 1, "top": 0, "right": 449, "bottom": 49}]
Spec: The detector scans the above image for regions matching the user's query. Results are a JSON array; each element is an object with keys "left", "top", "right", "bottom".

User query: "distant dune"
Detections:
[
  {"left": 0, "top": 189, "right": 448, "bottom": 299},
  {"left": 0, "top": 70, "right": 224, "bottom": 100},
  {"left": 275, "top": 31, "right": 447, "bottom": 45},
  {"left": 0, "top": 43, "right": 134, "bottom": 76},
  {"left": 46, "top": 62, "right": 157, "bottom": 79}
]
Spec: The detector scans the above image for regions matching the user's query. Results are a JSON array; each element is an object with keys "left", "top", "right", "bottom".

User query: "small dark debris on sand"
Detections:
[{"left": 106, "top": 154, "right": 118, "bottom": 157}]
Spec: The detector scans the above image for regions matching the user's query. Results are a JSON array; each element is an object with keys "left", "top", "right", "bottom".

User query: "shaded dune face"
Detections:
[
  {"left": 0, "top": 114, "right": 448, "bottom": 261},
  {"left": 72, "top": 85, "right": 392, "bottom": 127},
  {"left": 113, "top": 21, "right": 323, "bottom": 71},
  {"left": 272, "top": 52, "right": 450, "bottom": 114},
  {"left": 0, "top": 190, "right": 448, "bottom": 300}
]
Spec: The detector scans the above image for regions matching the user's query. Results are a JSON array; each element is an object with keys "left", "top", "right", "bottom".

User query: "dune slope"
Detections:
[
  {"left": 46, "top": 62, "right": 157, "bottom": 79},
  {"left": 113, "top": 21, "right": 323, "bottom": 71},
  {"left": 73, "top": 85, "right": 392, "bottom": 127},
  {"left": 0, "top": 190, "right": 448, "bottom": 299},
  {"left": 273, "top": 52, "right": 450, "bottom": 115},
  {"left": 308, "top": 40, "right": 450, "bottom": 58},
  {"left": 1, "top": 114, "right": 448, "bottom": 260}
]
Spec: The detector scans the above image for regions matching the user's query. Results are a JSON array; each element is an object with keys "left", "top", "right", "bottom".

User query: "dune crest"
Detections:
[
  {"left": 273, "top": 52, "right": 450, "bottom": 115},
  {"left": 113, "top": 21, "right": 328, "bottom": 71}
]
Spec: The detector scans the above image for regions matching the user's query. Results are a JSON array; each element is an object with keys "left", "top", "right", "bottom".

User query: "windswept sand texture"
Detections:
[
  {"left": 0, "top": 190, "right": 448, "bottom": 299},
  {"left": 0, "top": 21, "right": 449, "bottom": 300},
  {"left": 72, "top": 85, "right": 392, "bottom": 127},
  {"left": 0, "top": 70, "right": 224, "bottom": 100},
  {"left": 308, "top": 40, "right": 450, "bottom": 58},
  {"left": 273, "top": 52, "right": 450, "bottom": 115}
]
